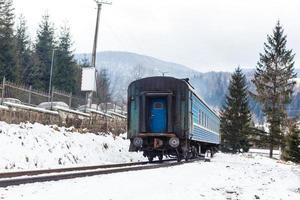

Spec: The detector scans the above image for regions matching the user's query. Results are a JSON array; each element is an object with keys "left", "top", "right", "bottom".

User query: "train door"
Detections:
[{"left": 149, "top": 97, "right": 167, "bottom": 132}]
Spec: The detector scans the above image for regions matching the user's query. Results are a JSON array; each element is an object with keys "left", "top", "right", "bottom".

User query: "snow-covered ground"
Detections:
[
  {"left": 0, "top": 153, "right": 299, "bottom": 200},
  {"left": 0, "top": 122, "right": 144, "bottom": 172},
  {"left": 0, "top": 121, "right": 299, "bottom": 199}
]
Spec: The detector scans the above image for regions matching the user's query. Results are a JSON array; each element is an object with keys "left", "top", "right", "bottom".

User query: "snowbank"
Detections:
[{"left": 0, "top": 121, "right": 144, "bottom": 172}]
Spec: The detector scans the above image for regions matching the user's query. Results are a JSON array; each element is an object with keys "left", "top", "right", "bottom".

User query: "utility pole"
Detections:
[
  {"left": 87, "top": 0, "right": 112, "bottom": 108},
  {"left": 160, "top": 71, "right": 168, "bottom": 76}
]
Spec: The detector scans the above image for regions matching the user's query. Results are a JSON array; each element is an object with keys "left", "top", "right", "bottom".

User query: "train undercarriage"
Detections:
[{"left": 132, "top": 135, "right": 218, "bottom": 162}]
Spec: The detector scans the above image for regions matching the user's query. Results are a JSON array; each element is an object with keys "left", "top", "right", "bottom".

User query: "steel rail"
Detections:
[
  {"left": 0, "top": 161, "right": 151, "bottom": 179},
  {"left": 0, "top": 158, "right": 198, "bottom": 188}
]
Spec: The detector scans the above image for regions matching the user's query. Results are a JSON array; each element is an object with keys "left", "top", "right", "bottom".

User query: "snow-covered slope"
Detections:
[{"left": 0, "top": 122, "right": 144, "bottom": 172}]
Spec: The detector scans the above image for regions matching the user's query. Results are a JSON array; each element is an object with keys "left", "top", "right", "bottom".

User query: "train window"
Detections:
[
  {"left": 198, "top": 111, "right": 201, "bottom": 125},
  {"left": 201, "top": 112, "right": 204, "bottom": 125},
  {"left": 154, "top": 102, "right": 163, "bottom": 109},
  {"left": 207, "top": 117, "right": 209, "bottom": 128}
]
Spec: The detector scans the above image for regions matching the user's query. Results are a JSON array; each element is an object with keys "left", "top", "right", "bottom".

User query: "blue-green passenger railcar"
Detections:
[{"left": 127, "top": 76, "right": 220, "bottom": 162}]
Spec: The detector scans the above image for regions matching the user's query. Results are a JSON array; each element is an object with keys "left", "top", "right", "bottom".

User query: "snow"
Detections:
[
  {"left": 86, "top": 108, "right": 113, "bottom": 118},
  {"left": 249, "top": 149, "right": 280, "bottom": 158},
  {"left": 0, "top": 122, "right": 144, "bottom": 172},
  {"left": 0, "top": 121, "right": 299, "bottom": 199},
  {"left": 0, "top": 153, "right": 299, "bottom": 200},
  {"left": 0, "top": 104, "right": 9, "bottom": 110},
  {"left": 3, "top": 102, "right": 58, "bottom": 115},
  {"left": 107, "top": 110, "right": 127, "bottom": 119},
  {"left": 51, "top": 105, "right": 90, "bottom": 117},
  {"left": 294, "top": 78, "right": 300, "bottom": 89}
]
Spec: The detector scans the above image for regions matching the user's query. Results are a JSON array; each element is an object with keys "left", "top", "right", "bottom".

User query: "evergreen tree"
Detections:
[
  {"left": 284, "top": 123, "right": 300, "bottom": 163},
  {"left": 33, "top": 14, "right": 55, "bottom": 90},
  {"left": 252, "top": 21, "right": 296, "bottom": 158},
  {"left": 220, "top": 67, "right": 252, "bottom": 153},
  {"left": 72, "top": 63, "right": 83, "bottom": 96},
  {"left": 15, "top": 15, "right": 33, "bottom": 84},
  {"left": 53, "top": 25, "right": 76, "bottom": 93},
  {"left": 0, "top": 0, "right": 16, "bottom": 81}
]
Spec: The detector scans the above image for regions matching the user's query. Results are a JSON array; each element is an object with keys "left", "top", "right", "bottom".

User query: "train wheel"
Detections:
[
  {"left": 148, "top": 156, "right": 154, "bottom": 163},
  {"left": 158, "top": 154, "right": 163, "bottom": 163}
]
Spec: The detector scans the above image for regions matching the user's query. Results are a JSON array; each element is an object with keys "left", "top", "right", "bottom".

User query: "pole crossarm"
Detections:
[{"left": 95, "top": 0, "right": 112, "bottom": 5}]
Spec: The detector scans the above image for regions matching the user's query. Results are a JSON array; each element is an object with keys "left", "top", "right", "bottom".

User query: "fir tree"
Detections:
[
  {"left": 252, "top": 21, "right": 296, "bottom": 158},
  {"left": 284, "top": 123, "right": 300, "bottom": 163},
  {"left": 53, "top": 25, "right": 76, "bottom": 93},
  {"left": 0, "top": 0, "right": 16, "bottom": 81},
  {"left": 33, "top": 14, "right": 55, "bottom": 90},
  {"left": 72, "top": 63, "right": 83, "bottom": 96},
  {"left": 220, "top": 67, "right": 252, "bottom": 153},
  {"left": 15, "top": 15, "right": 33, "bottom": 84}
]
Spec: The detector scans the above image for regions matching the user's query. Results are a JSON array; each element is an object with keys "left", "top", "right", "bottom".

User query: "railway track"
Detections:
[{"left": 0, "top": 158, "right": 200, "bottom": 188}]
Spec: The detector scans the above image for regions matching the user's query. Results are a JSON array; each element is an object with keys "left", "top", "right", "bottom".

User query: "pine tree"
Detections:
[
  {"left": 72, "top": 63, "right": 83, "bottom": 96},
  {"left": 53, "top": 25, "right": 76, "bottom": 93},
  {"left": 284, "top": 123, "right": 300, "bottom": 163},
  {"left": 0, "top": 0, "right": 16, "bottom": 81},
  {"left": 15, "top": 15, "right": 33, "bottom": 84},
  {"left": 252, "top": 21, "right": 296, "bottom": 158},
  {"left": 32, "top": 14, "right": 55, "bottom": 90},
  {"left": 220, "top": 67, "right": 252, "bottom": 153}
]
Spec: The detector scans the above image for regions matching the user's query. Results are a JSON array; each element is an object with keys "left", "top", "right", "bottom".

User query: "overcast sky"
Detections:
[{"left": 14, "top": 0, "right": 300, "bottom": 72}]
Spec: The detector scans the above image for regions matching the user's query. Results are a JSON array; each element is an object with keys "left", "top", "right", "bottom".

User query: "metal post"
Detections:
[
  {"left": 48, "top": 49, "right": 55, "bottom": 101},
  {"left": 69, "top": 92, "right": 72, "bottom": 108},
  {"left": 85, "top": 92, "right": 89, "bottom": 112},
  {"left": 1, "top": 77, "right": 5, "bottom": 104},
  {"left": 87, "top": 91, "right": 93, "bottom": 108},
  {"left": 105, "top": 102, "right": 108, "bottom": 133},
  {"left": 50, "top": 87, "right": 54, "bottom": 110},
  {"left": 28, "top": 85, "right": 32, "bottom": 105}
]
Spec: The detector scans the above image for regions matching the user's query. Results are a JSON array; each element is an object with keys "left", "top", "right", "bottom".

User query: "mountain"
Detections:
[
  {"left": 76, "top": 51, "right": 199, "bottom": 101},
  {"left": 77, "top": 51, "right": 197, "bottom": 77},
  {"left": 75, "top": 51, "right": 300, "bottom": 122}
]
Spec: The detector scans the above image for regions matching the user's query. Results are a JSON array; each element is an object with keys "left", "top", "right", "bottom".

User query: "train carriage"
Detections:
[{"left": 127, "top": 76, "right": 220, "bottom": 162}]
